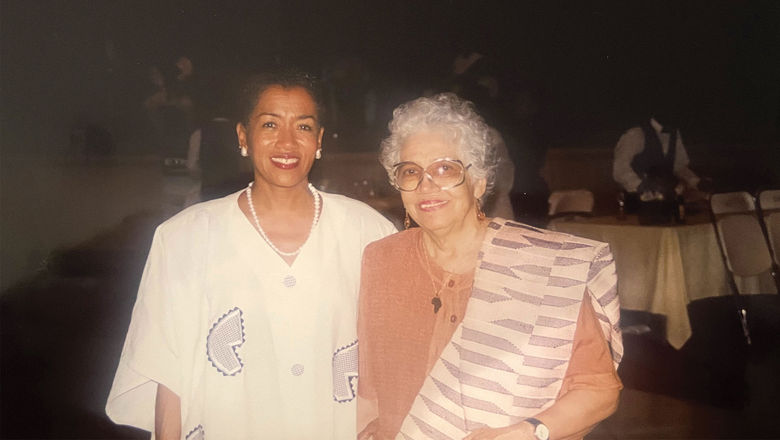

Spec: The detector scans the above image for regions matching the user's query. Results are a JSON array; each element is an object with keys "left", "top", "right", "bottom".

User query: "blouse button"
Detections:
[
  {"left": 447, "top": 280, "right": 455, "bottom": 287},
  {"left": 450, "top": 315, "right": 457, "bottom": 323}
]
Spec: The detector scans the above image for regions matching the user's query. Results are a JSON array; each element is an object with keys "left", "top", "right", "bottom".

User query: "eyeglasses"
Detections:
[{"left": 391, "top": 158, "right": 471, "bottom": 192}]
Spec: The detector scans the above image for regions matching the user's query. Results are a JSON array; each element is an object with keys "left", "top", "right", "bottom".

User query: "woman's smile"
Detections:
[
  {"left": 417, "top": 199, "right": 449, "bottom": 211},
  {"left": 270, "top": 154, "right": 300, "bottom": 169}
]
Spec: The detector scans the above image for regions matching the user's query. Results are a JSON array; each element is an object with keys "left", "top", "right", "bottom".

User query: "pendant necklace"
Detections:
[
  {"left": 420, "top": 237, "right": 443, "bottom": 314},
  {"left": 245, "top": 181, "right": 321, "bottom": 257},
  {"left": 431, "top": 292, "right": 443, "bottom": 314}
]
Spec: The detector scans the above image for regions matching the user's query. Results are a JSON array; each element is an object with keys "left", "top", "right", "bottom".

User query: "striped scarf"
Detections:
[{"left": 397, "top": 220, "right": 623, "bottom": 439}]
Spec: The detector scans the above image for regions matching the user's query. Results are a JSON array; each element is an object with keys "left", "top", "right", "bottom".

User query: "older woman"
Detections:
[
  {"left": 106, "top": 69, "right": 396, "bottom": 439},
  {"left": 357, "top": 93, "right": 623, "bottom": 440}
]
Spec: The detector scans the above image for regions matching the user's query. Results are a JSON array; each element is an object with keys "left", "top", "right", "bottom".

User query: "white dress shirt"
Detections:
[{"left": 613, "top": 118, "right": 700, "bottom": 193}]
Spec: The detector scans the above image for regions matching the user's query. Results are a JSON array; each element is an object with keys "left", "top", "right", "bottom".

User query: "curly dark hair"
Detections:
[{"left": 237, "top": 68, "right": 325, "bottom": 126}]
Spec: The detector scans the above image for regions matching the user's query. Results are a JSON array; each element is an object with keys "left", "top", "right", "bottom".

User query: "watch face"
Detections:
[{"left": 535, "top": 423, "right": 550, "bottom": 440}]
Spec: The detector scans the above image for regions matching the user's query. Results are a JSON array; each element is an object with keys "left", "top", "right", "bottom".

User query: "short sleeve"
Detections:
[
  {"left": 105, "top": 230, "right": 182, "bottom": 431},
  {"left": 558, "top": 291, "right": 622, "bottom": 395},
  {"left": 559, "top": 243, "right": 623, "bottom": 396}
]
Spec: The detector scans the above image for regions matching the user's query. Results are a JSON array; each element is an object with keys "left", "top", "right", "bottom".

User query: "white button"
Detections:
[
  {"left": 291, "top": 364, "right": 304, "bottom": 376},
  {"left": 283, "top": 275, "right": 296, "bottom": 288}
]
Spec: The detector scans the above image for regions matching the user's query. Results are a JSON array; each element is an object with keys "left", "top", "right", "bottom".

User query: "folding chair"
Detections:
[
  {"left": 547, "top": 189, "right": 594, "bottom": 225},
  {"left": 710, "top": 192, "right": 777, "bottom": 344},
  {"left": 757, "top": 189, "right": 780, "bottom": 288}
]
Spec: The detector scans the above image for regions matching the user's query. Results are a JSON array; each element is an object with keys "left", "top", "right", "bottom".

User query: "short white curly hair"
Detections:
[{"left": 379, "top": 93, "right": 498, "bottom": 199}]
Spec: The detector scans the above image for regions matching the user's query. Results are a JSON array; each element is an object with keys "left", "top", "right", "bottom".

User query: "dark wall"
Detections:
[{"left": 2, "top": 0, "right": 778, "bottom": 156}]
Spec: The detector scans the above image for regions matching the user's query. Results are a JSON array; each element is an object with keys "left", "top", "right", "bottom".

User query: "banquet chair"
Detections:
[
  {"left": 710, "top": 191, "right": 777, "bottom": 344},
  {"left": 757, "top": 190, "right": 780, "bottom": 265},
  {"left": 547, "top": 189, "right": 594, "bottom": 225},
  {"left": 757, "top": 189, "right": 780, "bottom": 288}
]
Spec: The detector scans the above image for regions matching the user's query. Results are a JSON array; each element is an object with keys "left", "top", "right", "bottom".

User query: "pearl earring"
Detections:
[
  {"left": 315, "top": 149, "right": 322, "bottom": 160},
  {"left": 239, "top": 145, "right": 248, "bottom": 157}
]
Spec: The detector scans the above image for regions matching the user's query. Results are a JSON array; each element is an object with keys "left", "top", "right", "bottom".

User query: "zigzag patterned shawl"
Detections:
[{"left": 397, "top": 220, "right": 623, "bottom": 439}]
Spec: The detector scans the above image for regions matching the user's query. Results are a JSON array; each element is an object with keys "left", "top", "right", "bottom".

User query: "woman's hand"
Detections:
[
  {"left": 155, "top": 383, "right": 181, "bottom": 440},
  {"left": 463, "top": 422, "right": 534, "bottom": 440},
  {"left": 357, "top": 418, "right": 379, "bottom": 440}
]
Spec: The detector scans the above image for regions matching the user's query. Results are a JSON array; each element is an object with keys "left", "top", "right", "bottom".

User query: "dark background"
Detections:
[
  {"left": 2, "top": 0, "right": 779, "bottom": 156},
  {"left": 2, "top": 1, "right": 780, "bottom": 439}
]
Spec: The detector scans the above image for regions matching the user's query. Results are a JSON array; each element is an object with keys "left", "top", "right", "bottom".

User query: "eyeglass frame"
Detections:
[{"left": 390, "top": 157, "right": 472, "bottom": 192}]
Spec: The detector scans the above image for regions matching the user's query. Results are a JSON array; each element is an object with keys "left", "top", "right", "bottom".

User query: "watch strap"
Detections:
[
  {"left": 524, "top": 417, "right": 549, "bottom": 440},
  {"left": 525, "top": 417, "right": 543, "bottom": 427}
]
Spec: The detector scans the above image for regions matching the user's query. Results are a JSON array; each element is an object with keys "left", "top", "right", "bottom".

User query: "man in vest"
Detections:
[
  {"left": 613, "top": 113, "right": 709, "bottom": 223},
  {"left": 614, "top": 114, "right": 701, "bottom": 194}
]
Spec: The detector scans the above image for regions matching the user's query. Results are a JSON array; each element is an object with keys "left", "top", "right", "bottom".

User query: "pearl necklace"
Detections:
[{"left": 245, "top": 182, "right": 321, "bottom": 257}]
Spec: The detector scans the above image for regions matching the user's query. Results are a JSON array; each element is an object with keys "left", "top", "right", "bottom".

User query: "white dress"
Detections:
[{"left": 106, "top": 189, "right": 396, "bottom": 439}]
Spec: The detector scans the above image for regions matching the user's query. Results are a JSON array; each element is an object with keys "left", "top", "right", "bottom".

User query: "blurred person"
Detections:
[
  {"left": 154, "top": 55, "right": 198, "bottom": 160},
  {"left": 185, "top": 78, "right": 252, "bottom": 202},
  {"left": 143, "top": 65, "right": 168, "bottom": 150},
  {"left": 170, "top": 56, "right": 197, "bottom": 119},
  {"left": 106, "top": 69, "right": 396, "bottom": 439},
  {"left": 443, "top": 46, "right": 549, "bottom": 222},
  {"left": 357, "top": 93, "right": 623, "bottom": 439},
  {"left": 443, "top": 50, "right": 517, "bottom": 220},
  {"left": 175, "top": 56, "right": 194, "bottom": 82},
  {"left": 613, "top": 113, "right": 706, "bottom": 204},
  {"left": 160, "top": 55, "right": 195, "bottom": 106},
  {"left": 321, "top": 56, "right": 378, "bottom": 151},
  {"left": 484, "top": 128, "right": 515, "bottom": 220}
]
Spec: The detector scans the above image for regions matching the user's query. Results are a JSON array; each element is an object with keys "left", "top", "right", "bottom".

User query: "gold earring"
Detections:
[
  {"left": 476, "top": 198, "right": 486, "bottom": 221},
  {"left": 404, "top": 211, "right": 411, "bottom": 229}
]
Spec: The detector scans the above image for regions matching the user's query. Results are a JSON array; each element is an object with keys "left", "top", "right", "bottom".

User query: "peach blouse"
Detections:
[{"left": 357, "top": 228, "right": 621, "bottom": 439}]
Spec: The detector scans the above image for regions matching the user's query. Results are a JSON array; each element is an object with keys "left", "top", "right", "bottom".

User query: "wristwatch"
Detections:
[{"left": 524, "top": 417, "right": 550, "bottom": 440}]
